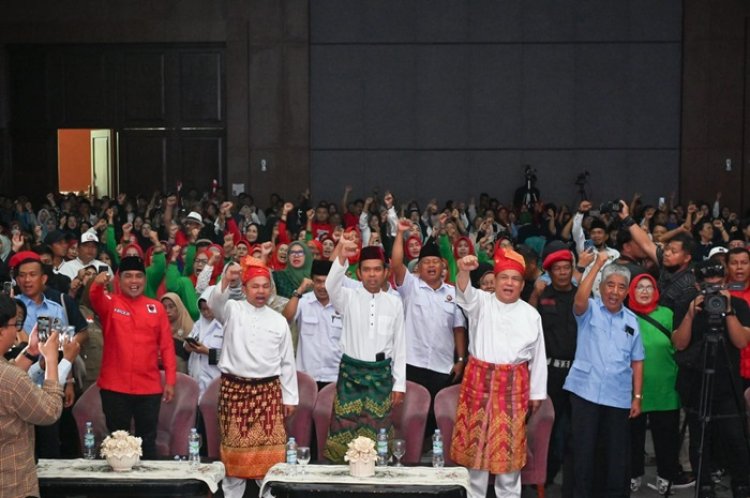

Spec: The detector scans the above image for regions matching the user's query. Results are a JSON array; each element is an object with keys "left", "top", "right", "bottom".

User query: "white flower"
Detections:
[
  {"left": 343, "top": 436, "right": 378, "bottom": 464},
  {"left": 100, "top": 431, "right": 143, "bottom": 459}
]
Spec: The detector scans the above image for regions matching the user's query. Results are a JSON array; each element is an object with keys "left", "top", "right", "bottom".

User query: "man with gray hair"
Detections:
[{"left": 564, "top": 252, "right": 644, "bottom": 498}]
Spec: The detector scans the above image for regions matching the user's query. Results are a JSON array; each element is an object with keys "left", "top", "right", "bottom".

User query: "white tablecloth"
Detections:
[
  {"left": 260, "top": 463, "right": 470, "bottom": 496},
  {"left": 37, "top": 458, "right": 226, "bottom": 493}
]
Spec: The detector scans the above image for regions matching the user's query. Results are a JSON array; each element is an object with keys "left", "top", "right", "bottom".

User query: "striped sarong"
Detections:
[
  {"left": 218, "top": 374, "right": 286, "bottom": 479},
  {"left": 324, "top": 354, "right": 394, "bottom": 463},
  {"left": 450, "top": 357, "right": 530, "bottom": 474}
]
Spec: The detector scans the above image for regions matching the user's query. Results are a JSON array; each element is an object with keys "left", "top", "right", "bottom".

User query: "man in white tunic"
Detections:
[
  {"left": 323, "top": 236, "right": 406, "bottom": 463},
  {"left": 453, "top": 248, "right": 547, "bottom": 498},
  {"left": 209, "top": 259, "right": 298, "bottom": 498}
]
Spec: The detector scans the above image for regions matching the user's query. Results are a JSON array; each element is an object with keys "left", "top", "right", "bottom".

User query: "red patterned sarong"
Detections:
[
  {"left": 218, "top": 374, "right": 286, "bottom": 479},
  {"left": 450, "top": 357, "right": 529, "bottom": 473}
]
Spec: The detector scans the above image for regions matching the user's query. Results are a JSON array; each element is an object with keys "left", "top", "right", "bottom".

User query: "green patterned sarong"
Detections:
[{"left": 324, "top": 354, "right": 394, "bottom": 463}]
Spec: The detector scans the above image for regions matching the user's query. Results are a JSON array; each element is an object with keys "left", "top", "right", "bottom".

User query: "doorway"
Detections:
[{"left": 57, "top": 128, "right": 116, "bottom": 197}]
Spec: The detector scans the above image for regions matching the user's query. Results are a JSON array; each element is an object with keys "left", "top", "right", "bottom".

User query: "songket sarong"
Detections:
[
  {"left": 451, "top": 356, "right": 530, "bottom": 474},
  {"left": 218, "top": 373, "right": 286, "bottom": 479},
  {"left": 324, "top": 354, "right": 394, "bottom": 463}
]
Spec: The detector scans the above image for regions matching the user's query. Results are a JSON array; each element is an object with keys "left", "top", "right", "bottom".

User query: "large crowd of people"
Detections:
[{"left": 1, "top": 185, "right": 750, "bottom": 498}]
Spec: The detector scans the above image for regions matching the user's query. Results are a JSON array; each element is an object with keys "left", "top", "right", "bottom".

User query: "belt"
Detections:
[{"left": 547, "top": 358, "right": 572, "bottom": 369}]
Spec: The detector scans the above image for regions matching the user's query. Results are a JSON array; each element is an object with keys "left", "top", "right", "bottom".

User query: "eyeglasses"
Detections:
[
  {"left": 635, "top": 285, "right": 654, "bottom": 292},
  {"left": 289, "top": 250, "right": 305, "bottom": 256},
  {"left": 3, "top": 320, "right": 21, "bottom": 331}
]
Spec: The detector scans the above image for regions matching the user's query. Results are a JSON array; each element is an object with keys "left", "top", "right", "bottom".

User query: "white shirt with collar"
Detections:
[
  {"left": 294, "top": 293, "right": 343, "bottom": 383},
  {"left": 58, "top": 257, "right": 113, "bottom": 281},
  {"left": 397, "top": 271, "right": 466, "bottom": 374},
  {"left": 209, "top": 284, "right": 298, "bottom": 405},
  {"left": 456, "top": 284, "right": 547, "bottom": 401},
  {"left": 326, "top": 258, "right": 406, "bottom": 392}
]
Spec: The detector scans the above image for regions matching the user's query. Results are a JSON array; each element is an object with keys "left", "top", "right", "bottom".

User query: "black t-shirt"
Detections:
[
  {"left": 680, "top": 296, "right": 750, "bottom": 408},
  {"left": 537, "top": 285, "right": 578, "bottom": 360},
  {"left": 656, "top": 246, "right": 698, "bottom": 325}
]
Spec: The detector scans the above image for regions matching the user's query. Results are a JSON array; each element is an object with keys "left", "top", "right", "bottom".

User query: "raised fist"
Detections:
[
  {"left": 283, "top": 202, "right": 294, "bottom": 216},
  {"left": 458, "top": 255, "right": 479, "bottom": 272}
]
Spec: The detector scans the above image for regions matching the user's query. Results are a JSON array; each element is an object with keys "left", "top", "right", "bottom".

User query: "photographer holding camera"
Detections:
[{"left": 672, "top": 260, "right": 750, "bottom": 498}]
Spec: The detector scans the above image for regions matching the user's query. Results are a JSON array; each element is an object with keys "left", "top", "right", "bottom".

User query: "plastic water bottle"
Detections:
[
  {"left": 188, "top": 428, "right": 201, "bottom": 467},
  {"left": 376, "top": 428, "right": 388, "bottom": 466},
  {"left": 83, "top": 421, "right": 96, "bottom": 459},
  {"left": 286, "top": 437, "right": 298, "bottom": 465},
  {"left": 432, "top": 429, "right": 444, "bottom": 468}
]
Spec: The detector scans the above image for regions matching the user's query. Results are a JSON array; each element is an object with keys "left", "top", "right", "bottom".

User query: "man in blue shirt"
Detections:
[{"left": 564, "top": 251, "right": 644, "bottom": 498}]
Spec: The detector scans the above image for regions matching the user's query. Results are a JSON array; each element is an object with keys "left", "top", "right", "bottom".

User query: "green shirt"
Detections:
[{"left": 638, "top": 306, "right": 680, "bottom": 412}]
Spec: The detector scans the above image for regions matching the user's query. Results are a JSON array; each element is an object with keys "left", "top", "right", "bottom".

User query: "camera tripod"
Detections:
[{"left": 669, "top": 329, "right": 750, "bottom": 497}]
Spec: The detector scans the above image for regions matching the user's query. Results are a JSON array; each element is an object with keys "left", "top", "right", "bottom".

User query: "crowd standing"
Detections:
[{"left": 1, "top": 185, "right": 750, "bottom": 498}]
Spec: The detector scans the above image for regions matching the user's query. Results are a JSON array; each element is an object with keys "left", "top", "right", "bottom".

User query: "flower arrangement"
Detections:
[
  {"left": 344, "top": 436, "right": 378, "bottom": 464},
  {"left": 100, "top": 430, "right": 143, "bottom": 459}
]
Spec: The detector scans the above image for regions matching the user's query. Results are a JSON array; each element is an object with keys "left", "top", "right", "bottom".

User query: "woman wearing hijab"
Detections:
[
  {"left": 627, "top": 273, "right": 693, "bottom": 493},
  {"left": 185, "top": 287, "right": 224, "bottom": 400},
  {"left": 161, "top": 292, "right": 195, "bottom": 374},
  {"left": 272, "top": 240, "right": 312, "bottom": 299}
]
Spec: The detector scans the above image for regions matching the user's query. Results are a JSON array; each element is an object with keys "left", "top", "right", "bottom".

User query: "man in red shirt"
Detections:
[
  {"left": 728, "top": 247, "right": 750, "bottom": 389},
  {"left": 89, "top": 256, "right": 176, "bottom": 459}
]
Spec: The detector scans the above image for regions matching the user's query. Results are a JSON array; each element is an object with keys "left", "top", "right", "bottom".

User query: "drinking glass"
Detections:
[
  {"left": 297, "top": 446, "right": 311, "bottom": 475},
  {"left": 392, "top": 439, "right": 406, "bottom": 467}
]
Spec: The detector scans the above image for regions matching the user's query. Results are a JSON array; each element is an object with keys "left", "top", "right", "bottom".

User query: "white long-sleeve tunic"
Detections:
[
  {"left": 325, "top": 258, "right": 407, "bottom": 392},
  {"left": 209, "top": 284, "right": 298, "bottom": 405},
  {"left": 456, "top": 284, "right": 548, "bottom": 400}
]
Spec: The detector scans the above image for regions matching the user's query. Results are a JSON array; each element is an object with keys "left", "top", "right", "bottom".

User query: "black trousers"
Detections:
[
  {"left": 406, "top": 364, "right": 452, "bottom": 439},
  {"left": 570, "top": 393, "right": 631, "bottom": 498},
  {"left": 630, "top": 409, "right": 681, "bottom": 480},
  {"left": 100, "top": 389, "right": 162, "bottom": 459},
  {"left": 547, "top": 366, "right": 574, "bottom": 497}
]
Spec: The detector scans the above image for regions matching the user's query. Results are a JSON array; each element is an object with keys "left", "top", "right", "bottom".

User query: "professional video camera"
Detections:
[
  {"left": 599, "top": 200, "right": 623, "bottom": 214},
  {"left": 694, "top": 260, "right": 728, "bottom": 329}
]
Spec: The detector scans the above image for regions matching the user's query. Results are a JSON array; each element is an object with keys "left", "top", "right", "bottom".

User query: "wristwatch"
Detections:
[
  {"left": 292, "top": 290, "right": 303, "bottom": 299},
  {"left": 575, "top": 266, "right": 586, "bottom": 273},
  {"left": 456, "top": 356, "right": 466, "bottom": 363},
  {"left": 633, "top": 393, "right": 643, "bottom": 400},
  {"left": 23, "top": 350, "right": 40, "bottom": 362}
]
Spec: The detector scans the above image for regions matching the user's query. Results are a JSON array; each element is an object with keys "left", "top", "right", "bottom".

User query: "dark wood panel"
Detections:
[
  {"left": 10, "top": 132, "right": 58, "bottom": 198},
  {"left": 8, "top": 48, "right": 50, "bottom": 129},
  {"left": 120, "top": 51, "right": 167, "bottom": 124},
  {"left": 118, "top": 133, "right": 167, "bottom": 196},
  {"left": 179, "top": 52, "right": 223, "bottom": 123},
  {"left": 177, "top": 136, "right": 224, "bottom": 193},
  {"left": 60, "top": 50, "right": 112, "bottom": 124}
]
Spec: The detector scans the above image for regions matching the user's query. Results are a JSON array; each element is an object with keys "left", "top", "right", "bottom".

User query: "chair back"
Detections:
[
  {"left": 156, "top": 372, "right": 200, "bottom": 456},
  {"left": 199, "top": 376, "right": 222, "bottom": 458},
  {"left": 312, "top": 382, "right": 337, "bottom": 461},
  {"left": 433, "top": 384, "right": 461, "bottom": 466},
  {"left": 311, "top": 380, "right": 430, "bottom": 464},
  {"left": 72, "top": 372, "right": 200, "bottom": 458},
  {"left": 392, "top": 381, "right": 430, "bottom": 464},
  {"left": 521, "top": 397, "right": 555, "bottom": 485},
  {"left": 285, "top": 372, "right": 318, "bottom": 448},
  {"left": 72, "top": 384, "right": 109, "bottom": 452}
]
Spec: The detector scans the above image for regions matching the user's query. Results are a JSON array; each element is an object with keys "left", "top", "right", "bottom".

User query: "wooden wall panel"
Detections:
[
  {"left": 179, "top": 52, "right": 223, "bottom": 123},
  {"left": 120, "top": 52, "right": 166, "bottom": 124},
  {"left": 177, "top": 136, "right": 223, "bottom": 192},
  {"left": 118, "top": 133, "right": 167, "bottom": 196}
]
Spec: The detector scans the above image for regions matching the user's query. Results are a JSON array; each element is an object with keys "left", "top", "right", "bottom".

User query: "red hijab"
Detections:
[
  {"left": 343, "top": 226, "right": 362, "bottom": 263},
  {"left": 452, "top": 236, "right": 475, "bottom": 260},
  {"left": 627, "top": 273, "right": 660, "bottom": 315},
  {"left": 268, "top": 244, "right": 287, "bottom": 271}
]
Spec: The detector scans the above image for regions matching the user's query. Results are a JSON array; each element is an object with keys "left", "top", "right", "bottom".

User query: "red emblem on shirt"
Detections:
[{"left": 146, "top": 304, "right": 157, "bottom": 314}]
